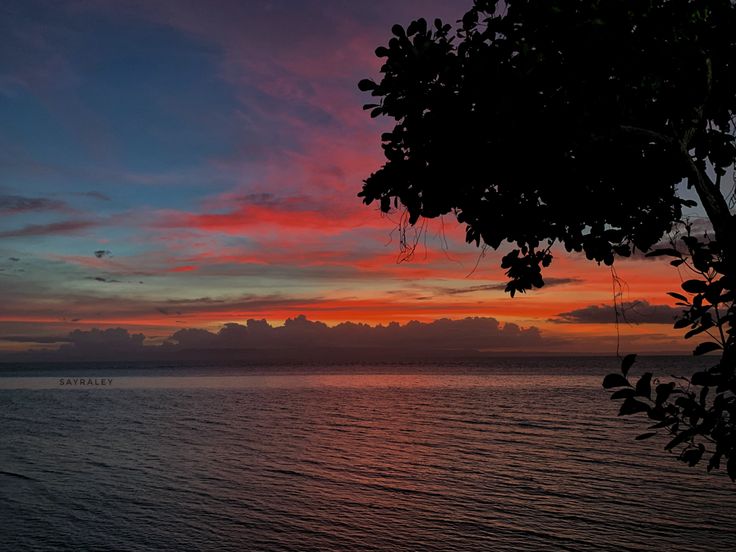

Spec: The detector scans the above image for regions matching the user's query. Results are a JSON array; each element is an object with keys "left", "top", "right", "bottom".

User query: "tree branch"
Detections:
[
  {"left": 619, "top": 125, "right": 674, "bottom": 145},
  {"left": 680, "top": 146, "right": 733, "bottom": 241}
]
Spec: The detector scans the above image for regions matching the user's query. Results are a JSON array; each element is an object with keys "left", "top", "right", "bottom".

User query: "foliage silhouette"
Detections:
[{"left": 359, "top": 0, "right": 736, "bottom": 479}]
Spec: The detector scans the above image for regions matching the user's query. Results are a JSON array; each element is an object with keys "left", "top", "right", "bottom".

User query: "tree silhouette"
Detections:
[{"left": 359, "top": 0, "right": 736, "bottom": 479}]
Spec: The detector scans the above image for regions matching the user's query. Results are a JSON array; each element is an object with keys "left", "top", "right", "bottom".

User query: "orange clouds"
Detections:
[
  {"left": 1, "top": 0, "right": 696, "bottom": 358},
  {"left": 156, "top": 196, "right": 393, "bottom": 240}
]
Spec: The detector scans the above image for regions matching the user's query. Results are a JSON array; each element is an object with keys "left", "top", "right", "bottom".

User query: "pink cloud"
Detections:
[{"left": 170, "top": 265, "right": 198, "bottom": 273}]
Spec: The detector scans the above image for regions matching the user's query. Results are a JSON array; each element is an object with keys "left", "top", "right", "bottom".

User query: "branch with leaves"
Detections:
[{"left": 604, "top": 227, "right": 736, "bottom": 479}]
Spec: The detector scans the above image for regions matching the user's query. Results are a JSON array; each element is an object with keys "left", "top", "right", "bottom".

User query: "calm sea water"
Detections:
[{"left": 1, "top": 357, "right": 734, "bottom": 551}]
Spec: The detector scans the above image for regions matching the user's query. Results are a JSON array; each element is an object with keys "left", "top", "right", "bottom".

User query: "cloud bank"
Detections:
[
  {"left": 2, "top": 315, "right": 546, "bottom": 361},
  {"left": 552, "top": 300, "right": 682, "bottom": 324}
]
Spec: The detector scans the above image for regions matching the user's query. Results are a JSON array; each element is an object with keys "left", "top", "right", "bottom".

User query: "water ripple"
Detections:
[{"left": 1, "top": 362, "right": 735, "bottom": 551}]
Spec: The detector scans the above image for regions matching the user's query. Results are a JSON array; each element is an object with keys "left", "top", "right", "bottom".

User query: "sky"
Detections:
[{"left": 0, "top": 0, "right": 701, "bottom": 357}]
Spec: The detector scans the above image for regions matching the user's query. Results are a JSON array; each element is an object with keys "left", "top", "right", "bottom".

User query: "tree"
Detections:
[{"left": 358, "top": 0, "right": 736, "bottom": 478}]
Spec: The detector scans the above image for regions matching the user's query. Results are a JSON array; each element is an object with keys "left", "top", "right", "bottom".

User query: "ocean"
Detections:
[{"left": 1, "top": 357, "right": 734, "bottom": 551}]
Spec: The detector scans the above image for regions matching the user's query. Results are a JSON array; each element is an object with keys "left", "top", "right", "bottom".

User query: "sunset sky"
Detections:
[{"left": 0, "top": 0, "right": 701, "bottom": 355}]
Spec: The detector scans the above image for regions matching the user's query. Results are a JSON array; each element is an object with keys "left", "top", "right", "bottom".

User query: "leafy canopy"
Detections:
[
  {"left": 359, "top": 0, "right": 736, "bottom": 295},
  {"left": 360, "top": 0, "right": 736, "bottom": 480}
]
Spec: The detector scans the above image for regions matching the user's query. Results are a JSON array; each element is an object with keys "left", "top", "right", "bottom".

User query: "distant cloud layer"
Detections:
[
  {"left": 2, "top": 316, "right": 545, "bottom": 361},
  {"left": 552, "top": 300, "right": 682, "bottom": 324},
  {"left": 0, "top": 220, "right": 99, "bottom": 238},
  {"left": 166, "top": 315, "right": 542, "bottom": 351},
  {"left": 65, "top": 328, "right": 146, "bottom": 353}
]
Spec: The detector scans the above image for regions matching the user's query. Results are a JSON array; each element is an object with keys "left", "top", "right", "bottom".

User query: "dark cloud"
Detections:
[
  {"left": 437, "top": 284, "right": 504, "bottom": 295},
  {"left": 166, "top": 327, "right": 219, "bottom": 348},
  {"left": 5, "top": 316, "right": 548, "bottom": 361},
  {"left": 0, "top": 335, "right": 71, "bottom": 344},
  {"left": 167, "top": 315, "right": 544, "bottom": 353},
  {"left": 8, "top": 257, "right": 20, "bottom": 262},
  {"left": 157, "top": 307, "right": 183, "bottom": 316},
  {"left": 0, "top": 194, "right": 67, "bottom": 214},
  {"left": 0, "top": 220, "right": 98, "bottom": 238},
  {"left": 85, "top": 276, "right": 120, "bottom": 283},
  {"left": 435, "top": 277, "right": 582, "bottom": 295},
  {"left": 57, "top": 328, "right": 146, "bottom": 355},
  {"left": 527, "top": 277, "right": 582, "bottom": 288},
  {"left": 551, "top": 300, "right": 682, "bottom": 324}
]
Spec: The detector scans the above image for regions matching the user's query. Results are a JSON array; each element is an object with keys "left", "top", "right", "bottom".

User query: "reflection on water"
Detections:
[{"left": 1, "top": 362, "right": 734, "bottom": 551}]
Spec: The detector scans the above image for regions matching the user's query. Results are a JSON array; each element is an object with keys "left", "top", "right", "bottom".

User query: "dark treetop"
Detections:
[
  {"left": 360, "top": 0, "right": 736, "bottom": 480},
  {"left": 359, "top": 0, "right": 736, "bottom": 295}
]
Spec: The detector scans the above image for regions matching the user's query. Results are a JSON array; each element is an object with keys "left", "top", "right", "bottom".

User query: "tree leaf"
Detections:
[
  {"left": 655, "top": 382, "right": 675, "bottom": 406},
  {"left": 610, "top": 388, "right": 636, "bottom": 400},
  {"left": 667, "top": 292, "right": 688, "bottom": 302},
  {"left": 635, "top": 432, "right": 657, "bottom": 440},
  {"left": 621, "top": 354, "right": 636, "bottom": 376},
  {"left": 391, "top": 24, "right": 405, "bottom": 37},
  {"left": 682, "top": 280, "right": 707, "bottom": 294},
  {"left": 707, "top": 452, "right": 722, "bottom": 472},
  {"left": 635, "top": 372, "right": 652, "bottom": 399},
  {"left": 691, "top": 371, "right": 710, "bottom": 385},
  {"left": 649, "top": 417, "right": 678, "bottom": 429},
  {"left": 621, "top": 354, "right": 637, "bottom": 377},
  {"left": 684, "top": 325, "right": 709, "bottom": 339},
  {"left": 665, "top": 430, "right": 693, "bottom": 451},
  {"left": 357, "top": 79, "right": 377, "bottom": 91},
  {"left": 619, "top": 397, "right": 650, "bottom": 416},
  {"left": 603, "top": 373, "right": 631, "bottom": 389},
  {"left": 693, "top": 342, "right": 722, "bottom": 356},
  {"left": 681, "top": 446, "right": 704, "bottom": 467}
]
